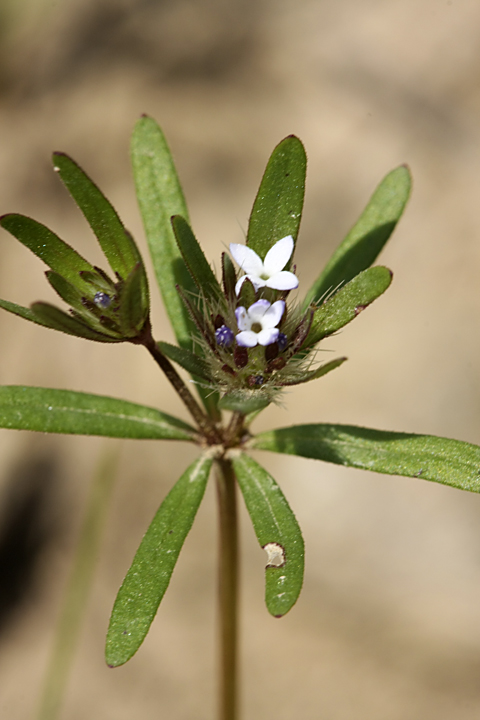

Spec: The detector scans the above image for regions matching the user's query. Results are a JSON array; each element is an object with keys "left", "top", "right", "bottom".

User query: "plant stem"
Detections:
[
  {"left": 215, "top": 458, "right": 239, "bottom": 720},
  {"left": 141, "top": 325, "right": 222, "bottom": 444}
]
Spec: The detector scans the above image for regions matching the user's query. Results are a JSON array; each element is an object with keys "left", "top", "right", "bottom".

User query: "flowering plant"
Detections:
[{"left": 1, "top": 117, "right": 480, "bottom": 720}]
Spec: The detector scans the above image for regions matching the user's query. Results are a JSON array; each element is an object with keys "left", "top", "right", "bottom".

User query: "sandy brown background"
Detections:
[{"left": 2, "top": 0, "right": 480, "bottom": 718}]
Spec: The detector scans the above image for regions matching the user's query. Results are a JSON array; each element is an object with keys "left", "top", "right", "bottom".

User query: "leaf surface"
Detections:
[
  {"left": 303, "top": 165, "right": 411, "bottom": 308},
  {"left": 171, "top": 215, "right": 223, "bottom": 302},
  {"left": 231, "top": 453, "right": 304, "bottom": 616},
  {"left": 0, "top": 386, "right": 197, "bottom": 440},
  {"left": 252, "top": 424, "right": 480, "bottom": 493},
  {"left": 52, "top": 153, "right": 142, "bottom": 278},
  {"left": 247, "top": 136, "right": 306, "bottom": 260},
  {"left": 304, "top": 266, "right": 392, "bottom": 348},
  {"left": 0, "top": 214, "right": 94, "bottom": 291},
  {"left": 105, "top": 454, "right": 212, "bottom": 666},
  {"left": 30, "top": 302, "right": 117, "bottom": 342},
  {"left": 157, "top": 342, "right": 213, "bottom": 381},
  {"left": 131, "top": 116, "right": 195, "bottom": 349}
]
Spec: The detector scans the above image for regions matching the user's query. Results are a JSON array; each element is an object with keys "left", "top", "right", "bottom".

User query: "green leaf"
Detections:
[
  {"left": 0, "top": 386, "right": 197, "bottom": 440},
  {"left": 0, "top": 214, "right": 94, "bottom": 291},
  {"left": 218, "top": 391, "right": 271, "bottom": 414},
  {"left": 303, "top": 165, "right": 411, "bottom": 308},
  {"left": 131, "top": 117, "right": 219, "bottom": 419},
  {"left": 131, "top": 116, "right": 195, "bottom": 349},
  {"left": 30, "top": 302, "right": 118, "bottom": 342},
  {"left": 105, "top": 454, "right": 212, "bottom": 666},
  {"left": 52, "top": 153, "right": 142, "bottom": 279},
  {"left": 231, "top": 453, "right": 304, "bottom": 616},
  {"left": 0, "top": 297, "right": 56, "bottom": 330},
  {"left": 252, "top": 424, "right": 480, "bottom": 493},
  {"left": 46, "top": 271, "right": 86, "bottom": 313},
  {"left": 304, "top": 266, "right": 393, "bottom": 349},
  {"left": 118, "top": 263, "right": 149, "bottom": 336},
  {"left": 157, "top": 342, "right": 213, "bottom": 381},
  {"left": 279, "top": 357, "right": 347, "bottom": 386},
  {"left": 247, "top": 135, "right": 306, "bottom": 261},
  {"left": 171, "top": 215, "right": 223, "bottom": 302}
]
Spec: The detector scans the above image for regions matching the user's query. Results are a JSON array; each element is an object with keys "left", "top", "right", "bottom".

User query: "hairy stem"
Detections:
[
  {"left": 215, "top": 458, "right": 239, "bottom": 720},
  {"left": 140, "top": 323, "right": 222, "bottom": 444}
]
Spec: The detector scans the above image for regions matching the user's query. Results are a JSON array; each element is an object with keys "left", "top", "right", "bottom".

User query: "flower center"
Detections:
[{"left": 251, "top": 322, "right": 262, "bottom": 333}]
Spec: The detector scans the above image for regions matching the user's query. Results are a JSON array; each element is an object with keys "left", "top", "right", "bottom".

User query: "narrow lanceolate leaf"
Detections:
[
  {"left": 231, "top": 453, "right": 304, "bottom": 617},
  {"left": 46, "top": 271, "right": 86, "bottom": 313},
  {"left": 52, "top": 152, "right": 142, "bottom": 279},
  {"left": 157, "top": 342, "right": 213, "bottom": 382},
  {"left": 303, "top": 165, "right": 411, "bottom": 309},
  {"left": 30, "top": 302, "right": 118, "bottom": 342},
  {"left": 303, "top": 266, "right": 392, "bottom": 349},
  {"left": 0, "top": 214, "right": 94, "bottom": 292},
  {"left": 278, "top": 357, "right": 347, "bottom": 386},
  {"left": 0, "top": 386, "right": 197, "bottom": 440},
  {"left": 171, "top": 215, "right": 223, "bottom": 302},
  {"left": 131, "top": 116, "right": 196, "bottom": 349},
  {"left": 247, "top": 135, "right": 306, "bottom": 261},
  {"left": 106, "top": 454, "right": 212, "bottom": 666},
  {"left": 252, "top": 425, "right": 480, "bottom": 493},
  {"left": 0, "top": 297, "right": 56, "bottom": 330}
]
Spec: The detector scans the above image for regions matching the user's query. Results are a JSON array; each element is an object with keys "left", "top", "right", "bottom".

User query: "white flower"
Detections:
[
  {"left": 235, "top": 299, "right": 285, "bottom": 347},
  {"left": 229, "top": 236, "right": 299, "bottom": 296}
]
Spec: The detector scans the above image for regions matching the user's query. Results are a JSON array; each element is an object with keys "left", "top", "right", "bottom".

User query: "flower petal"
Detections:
[
  {"left": 262, "top": 300, "right": 285, "bottom": 328},
  {"left": 235, "top": 306, "right": 249, "bottom": 331},
  {"left": 265, "top": 271, "right": 299, "bottom": 291},
  {"left": 236, "top": 330, "right": 258, "bottom": 347},
  {"left": 257, "top": 327, "right": 279, "bottom": 346},
  {"left": 263, "top": 235, "right": 294, "bottom": 275},
  {"left": 247, "top": 299, "right": 271, "bottom": 322},
  {"left": 235, "top": 274, "right": 265, "bottom": 295},
  {"left": 229, "top": 244, "right": 263, "bottom": 276}
]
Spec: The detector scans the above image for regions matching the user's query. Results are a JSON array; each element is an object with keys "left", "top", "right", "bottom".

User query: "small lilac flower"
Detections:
[
  {"left": 277, "top": 332, "right": 288, "bottom": 352},
  {"left": 235, "top": 299, "right": 285, "bottom": 347},
  {"left": 229, "top": 236, "right": 299, "bottom": 296},
  {"left": 94, "top": 291, "right": 111, "bottom": 309},
  {"left": 215, "top": 324, "right": 235, "bottom": 348}
]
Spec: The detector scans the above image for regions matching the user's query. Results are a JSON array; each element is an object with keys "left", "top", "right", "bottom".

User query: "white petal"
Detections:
[
  {"left": 262, "top": 300, "right": 285, "bottom": 328},
  {"left": 235, "top": 274, "right": 265, "bottom": 296},
  {"left": 247, "top": 299, "right": 271, "bottom": 322},
  {"left": 229, "top": 244, "right": 263, "bottom": 276},
  {"left": 236, "top": 331, "right": 258, "bottom": 347},
  {"left": 235, "top": 306, "right": 249, "bottom": 331},
  {"left": 263, "top": 236, "right": 294, "bottom": 275},
  {"left": 257, "top": 328, "right": 279, "bottom": 346},
  {"left": 266, "top": 271, "right": 299, "bottom": 291}
]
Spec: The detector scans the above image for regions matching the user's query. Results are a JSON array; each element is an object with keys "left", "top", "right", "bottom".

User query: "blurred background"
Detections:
[{"left": 2, "top": 0, "right": 480, "bottom": 718}]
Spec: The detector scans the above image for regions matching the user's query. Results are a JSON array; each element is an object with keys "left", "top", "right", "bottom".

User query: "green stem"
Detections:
[
  {"left": 141, "top": 325, "right": 222, "bottom": 444},
  {"left": 215, "top": 458, "right": 239, "bottom": 720},
  {"left": 37, "top": 449, "right": 118, "bottom": 720}
]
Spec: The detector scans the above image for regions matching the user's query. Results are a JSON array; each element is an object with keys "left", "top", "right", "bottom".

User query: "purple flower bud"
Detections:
[
  {"left": 215, "top": 324, "right": 234, "bottom": 348},
  {"left": 94, "top": 292, "right": 112, "bottom": 309},
  {"left": 277, "top": 332, "right": 288, "bottom": 352}
]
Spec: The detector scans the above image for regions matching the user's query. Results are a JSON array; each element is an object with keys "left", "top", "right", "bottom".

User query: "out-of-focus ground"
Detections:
[{"left": 1, "top": 0, "right": 480, "bottom": 718}]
